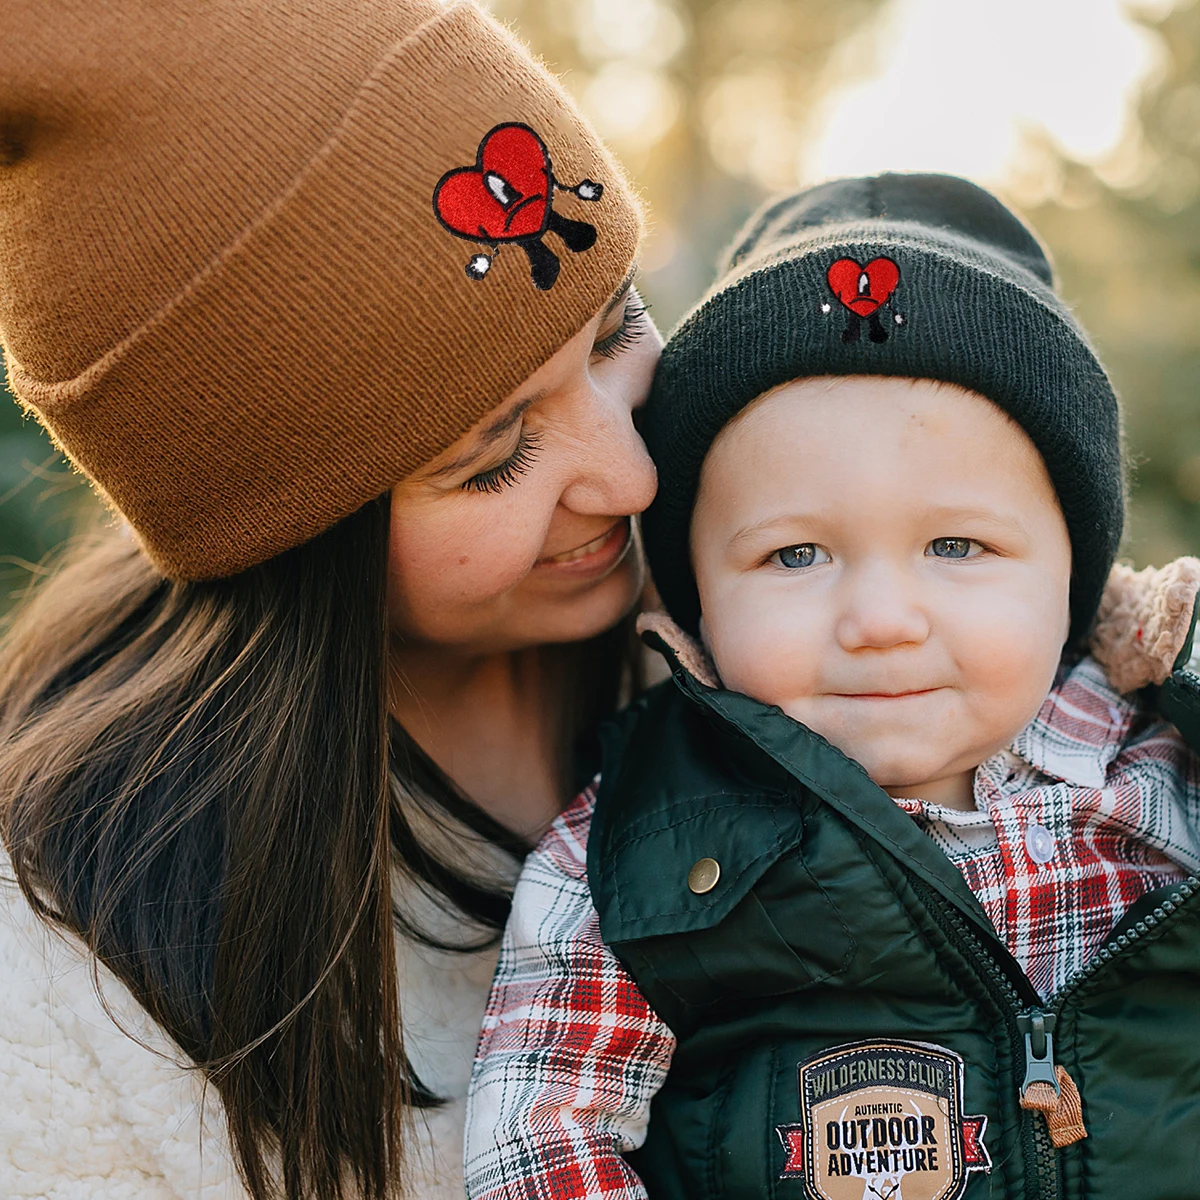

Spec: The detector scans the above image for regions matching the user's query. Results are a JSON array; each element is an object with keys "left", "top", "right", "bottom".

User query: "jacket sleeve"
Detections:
[{"left": 464, "top": 784, "right": 676, "bottom": 1200}]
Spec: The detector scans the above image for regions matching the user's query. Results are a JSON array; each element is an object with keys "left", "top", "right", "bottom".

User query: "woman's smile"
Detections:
[{"left": 535, "top": 517, "right": 631, "bottom": 577}]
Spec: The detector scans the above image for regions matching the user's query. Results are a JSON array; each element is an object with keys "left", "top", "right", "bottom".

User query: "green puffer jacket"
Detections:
[{"left": 586, "top": 609, "right": 1200, "bottom": 1200}]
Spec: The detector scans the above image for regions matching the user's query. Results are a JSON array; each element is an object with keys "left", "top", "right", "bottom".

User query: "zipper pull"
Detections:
[
  {"left": 1017, "top": 1009, "right": 1087, "bottom": 1148},
  {"left": 1017, "top": 1010, "right": 1059, "bottom": 1094}
]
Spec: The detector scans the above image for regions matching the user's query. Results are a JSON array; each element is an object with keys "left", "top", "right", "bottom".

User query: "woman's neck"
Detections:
[{"left": 389, "top": 640, "right": 569, "bottom": 845}]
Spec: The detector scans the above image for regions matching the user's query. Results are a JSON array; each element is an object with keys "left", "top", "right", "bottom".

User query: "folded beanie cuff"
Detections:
[{"left": 6, "top": 1, "right": 641, "bottom": 578}]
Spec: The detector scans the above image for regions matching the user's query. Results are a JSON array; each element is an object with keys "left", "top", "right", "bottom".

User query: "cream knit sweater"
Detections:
[{"left": 0, "top": 857, "right": 498, "bottom": 1199}]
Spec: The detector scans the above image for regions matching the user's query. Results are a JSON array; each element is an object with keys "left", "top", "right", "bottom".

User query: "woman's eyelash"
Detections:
[
  {"left": 461, "top": 429, "right": 543, "bottom": 494},
  {"left": 460, "top": 295, "right": 647, "bottom": 493},
  {"left": 592, "top": 298, "right": 650, "bottom": 361}
]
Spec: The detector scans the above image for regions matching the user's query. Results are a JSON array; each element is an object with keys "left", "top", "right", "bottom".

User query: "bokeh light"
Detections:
[{"left": 807, "top": 0, "right": 1163, "bottom": 187}]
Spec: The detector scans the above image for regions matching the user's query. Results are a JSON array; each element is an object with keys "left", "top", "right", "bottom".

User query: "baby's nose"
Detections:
[{"left": 834, "top": 568, "right": 931, "bottom": 651}]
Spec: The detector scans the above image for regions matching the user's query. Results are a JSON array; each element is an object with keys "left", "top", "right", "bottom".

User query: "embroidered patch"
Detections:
[
  {"left": 775, "top": 1039, "right": 990, "bottom": 1200},
  {"left": 432, "top": 122, "right": 604, "bottom": 291},
  {"left": 824, "top": 256, "right": 905, "bottom": 344}
]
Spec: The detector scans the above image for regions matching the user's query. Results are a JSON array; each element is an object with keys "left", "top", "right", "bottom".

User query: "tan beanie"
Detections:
[{"left": 0, "top": 0, "right": 641, "bottom": 579}]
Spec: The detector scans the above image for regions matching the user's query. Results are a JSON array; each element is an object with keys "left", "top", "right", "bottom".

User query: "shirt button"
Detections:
[
  {"left": 1025, "top": 823, "right": 1056, "bottom": 864},
  {"left": 688, "top": 857, "right": 721, "bottom": 894}
]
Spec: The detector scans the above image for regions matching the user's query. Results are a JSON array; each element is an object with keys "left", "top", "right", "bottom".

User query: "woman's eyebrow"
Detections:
[
  {"left": 602, "top": 263, "right": 638, "bottom": 321},
  {"left": 426, "top": 391, "right": 545, "bottom": 479}
]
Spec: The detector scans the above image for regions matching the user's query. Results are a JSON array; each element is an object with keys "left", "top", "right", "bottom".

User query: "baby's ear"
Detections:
[{"left": 1089, "top": 558, "right": 1200, "bottom": 693}]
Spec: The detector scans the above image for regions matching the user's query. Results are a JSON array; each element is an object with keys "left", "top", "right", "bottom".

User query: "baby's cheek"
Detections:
[
  {"left": 707, "top": 595, "right": 824, "bottom": 705},
  {"left": 960, "top": 608, "right": 1062, "bottom": 744}
]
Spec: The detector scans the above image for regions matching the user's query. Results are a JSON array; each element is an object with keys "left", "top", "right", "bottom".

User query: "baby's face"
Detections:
[{"left": 691, "top": 376, "right": 1072, "bottom": 810}]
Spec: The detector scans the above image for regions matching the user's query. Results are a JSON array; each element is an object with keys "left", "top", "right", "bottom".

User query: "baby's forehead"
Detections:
[
  {"left": 710, "top": 374, "right": 1028, "bottom": 459},
  {"left": 694, "top": 374, "right": 1059, "bottom": 524}
]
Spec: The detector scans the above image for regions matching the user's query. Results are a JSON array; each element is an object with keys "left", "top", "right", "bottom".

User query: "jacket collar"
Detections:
[
  {"left": 636, "top": 613, "right": 1006, "bottom": 950},
  {"left": 1089, "top": 557, "right": 1200, "bottom": 691}
]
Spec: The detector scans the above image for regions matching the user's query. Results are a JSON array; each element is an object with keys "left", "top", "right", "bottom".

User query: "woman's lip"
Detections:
[{"left": 535, "top": 519, "right": 630, "bottom": 573}]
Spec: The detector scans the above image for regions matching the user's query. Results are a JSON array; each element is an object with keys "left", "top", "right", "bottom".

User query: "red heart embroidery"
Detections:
[
  {"left": 826, "top": 257, "right": 901, "bottom": 316},
  {"left": 434, "top": 124, "right": 551, "bottom": 244}
]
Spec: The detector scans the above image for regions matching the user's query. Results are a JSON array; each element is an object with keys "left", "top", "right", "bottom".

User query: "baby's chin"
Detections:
[
  {"left": 779, "top": 697, "right": 983, "bottom": 792},
  {"left": 841, "top": 744, "right": 977, "bottom": 796}
]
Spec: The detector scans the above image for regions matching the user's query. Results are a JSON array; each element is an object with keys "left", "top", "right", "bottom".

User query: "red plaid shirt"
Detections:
[{"left": 464, "top": 655, "right": 1200, "bottom": 1200}]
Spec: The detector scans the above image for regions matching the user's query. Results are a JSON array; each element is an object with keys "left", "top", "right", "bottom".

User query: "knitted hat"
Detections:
[
  {"left": 0, "top": 0, "right": 640, "bottom": 579},
  {"left": 641, "top": 173, "right": 1122, "bottom": 645}
]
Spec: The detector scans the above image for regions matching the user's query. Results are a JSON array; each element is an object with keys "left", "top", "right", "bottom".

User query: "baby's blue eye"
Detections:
[
  {"left": 928, "top": 537, "right": 975, "bottom": 559},
  {"left": 773, "top": 544, "right": 826, "bottom": 569}
]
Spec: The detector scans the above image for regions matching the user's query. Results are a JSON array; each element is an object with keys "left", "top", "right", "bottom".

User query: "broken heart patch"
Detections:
[{"left": 433, "top": 122, "right": 604, "bottom": 291}]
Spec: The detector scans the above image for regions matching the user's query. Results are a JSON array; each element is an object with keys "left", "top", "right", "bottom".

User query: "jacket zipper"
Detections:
[
  {"left": 1047, "top": 877, "right": 1199, "bottom": 1017},
  {"left": 910, "top": 879, "right": 1058, "bottom": 1200},
  {"left": 914, "top": 874, "right": 1200, "bottom": 1199}
]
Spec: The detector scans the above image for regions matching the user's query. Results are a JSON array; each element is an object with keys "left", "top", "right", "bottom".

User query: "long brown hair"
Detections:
[{"left": 0, "top": 493, "right": 636, "bottom": 1199}]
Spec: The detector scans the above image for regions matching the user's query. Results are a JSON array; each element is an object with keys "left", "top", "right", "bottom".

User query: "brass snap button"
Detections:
[{"left": 687, "top": 857, "right": 721, "bottom": 895}]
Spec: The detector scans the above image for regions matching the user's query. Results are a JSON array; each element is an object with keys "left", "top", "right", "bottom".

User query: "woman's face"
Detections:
[{"left": 388, "top": 278, "right": 661, "bottom": 655}]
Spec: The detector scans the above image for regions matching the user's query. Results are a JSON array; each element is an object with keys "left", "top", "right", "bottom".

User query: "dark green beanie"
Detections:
[{"left": 641, "top": 173, "right": 1123, "bottom": 647}]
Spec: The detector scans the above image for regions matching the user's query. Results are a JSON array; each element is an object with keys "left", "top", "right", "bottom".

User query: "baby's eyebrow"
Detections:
[
  {"left": 724, "top": 505, "right": 1032, "bottom": 547},
  {"left": 727, "top": 514, "right": 823, "bottom": 547},
  {"left": 919, "top": 504, "right": 1031, "bottom": 534}
]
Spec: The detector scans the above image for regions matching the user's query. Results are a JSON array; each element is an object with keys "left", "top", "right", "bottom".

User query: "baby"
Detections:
[{"left": 465, "top": 175, "right": 1200, "bottom": 1200}]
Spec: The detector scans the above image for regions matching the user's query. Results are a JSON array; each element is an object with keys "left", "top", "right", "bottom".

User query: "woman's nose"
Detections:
[
  {"left": 558, "top": 400, "right": 658, "bottom": 517},
  {"left": 834, "top": 563, "right": 931, "bottom": 652}
]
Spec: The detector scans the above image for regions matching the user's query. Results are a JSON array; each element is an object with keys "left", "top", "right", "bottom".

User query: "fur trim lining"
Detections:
[
  {"left": 636, "top": 611, "right": 720, "bottom": 689},
  {"left": 1088, "top": 558, "right": 1200, "bottom": 694}
]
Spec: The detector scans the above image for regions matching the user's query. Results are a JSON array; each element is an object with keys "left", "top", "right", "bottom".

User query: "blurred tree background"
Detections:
[
  {"left": 1022, "top": 0, "right": 1200, "bottom": 565},
  {"left": 0, "top": 398, "right": 92, "bottom": 603},
  {"left": 2, "top": 0, "right": 1199, "bottom": 598}
]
